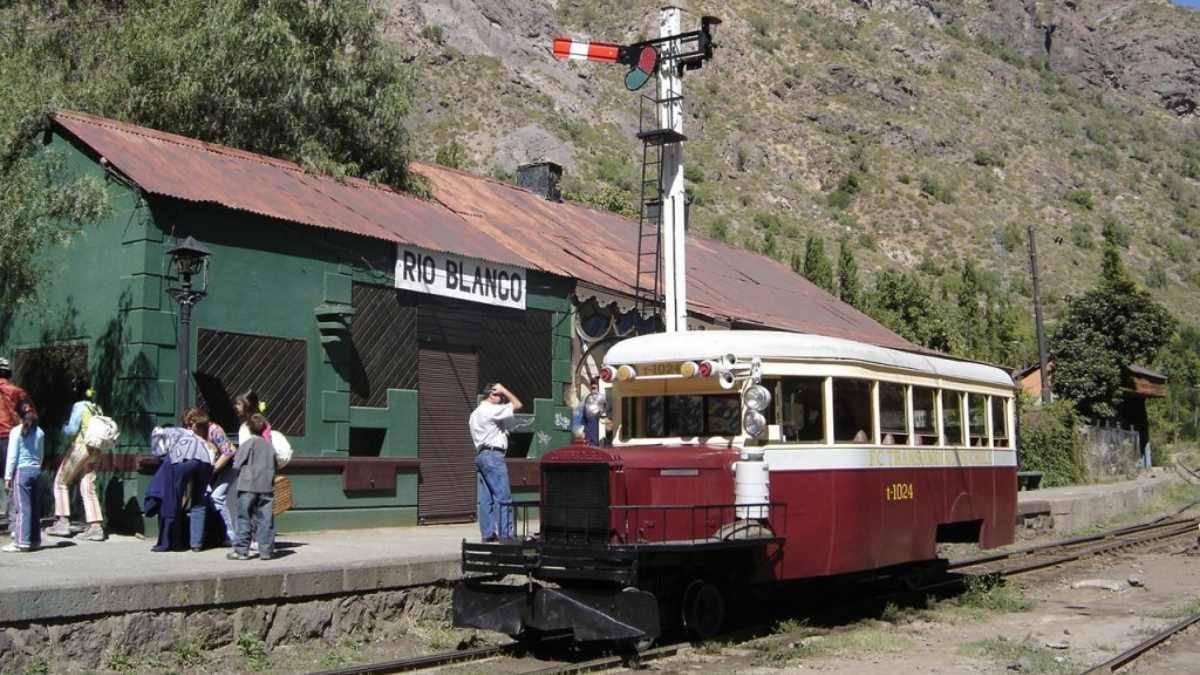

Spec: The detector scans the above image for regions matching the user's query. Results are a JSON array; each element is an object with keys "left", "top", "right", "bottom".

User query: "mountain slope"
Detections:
[{"left": 386, "top": 0, "right": 1200, "bottom": 337}]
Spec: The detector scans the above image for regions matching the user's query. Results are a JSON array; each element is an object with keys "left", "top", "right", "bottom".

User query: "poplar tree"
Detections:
[
  {"left": 802, "top": 235, "right": 835, "bottom": 293},
  {"left": 836, "top": 236, "right": 861, "bottom": 308},
  {"left": 957, "top": 260, "right": 982, "bottom": 357}
]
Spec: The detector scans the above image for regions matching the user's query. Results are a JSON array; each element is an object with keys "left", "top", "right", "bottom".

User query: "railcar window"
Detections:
[
  {"left": 620, "top": 394, "right": 742, "bottom": 440},
  {"left": 879, "top": 382, "right": 908, "bottom": 445},
  {"left": 943, "top": 391, "right": 965, "bottom": 446},
  {"left": 992, "top": 396, "right": 1010, "bottom": 447},
  {"left": 833, "top": 378, "right": 874, "bottom": 444},
  {"left": 968, "top": 393, "right": 987, "bottom": 446},
  {"left": 913, "top": 386, "right": 938, "bottom": 446},
  {"left": 778, "top": 377, "right": 825, "bottom": 443}
]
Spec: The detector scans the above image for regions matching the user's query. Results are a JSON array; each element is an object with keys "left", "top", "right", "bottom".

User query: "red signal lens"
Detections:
[
  {"left": 599, "top": 366, "right": 616, "bottom": 383},
  {"left": 698, "top": 360, "right": 715, "bottom": 377}
]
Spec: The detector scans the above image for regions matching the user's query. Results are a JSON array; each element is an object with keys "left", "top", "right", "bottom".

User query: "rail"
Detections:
[{"left": 503, "top": 501, "right": 786, "bottom": 547}]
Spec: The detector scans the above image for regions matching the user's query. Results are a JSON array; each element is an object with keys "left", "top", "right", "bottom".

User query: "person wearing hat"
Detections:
[
  {"left": 0, "top": 357, "right": 32, "bottom": 520},
  {"left": 468, "top": 382, "right": 522, "bottom": 542}
]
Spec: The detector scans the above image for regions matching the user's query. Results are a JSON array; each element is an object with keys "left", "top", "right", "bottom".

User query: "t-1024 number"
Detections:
[{"left": 886, "top": 483, "right": 914, "bottom": 501}]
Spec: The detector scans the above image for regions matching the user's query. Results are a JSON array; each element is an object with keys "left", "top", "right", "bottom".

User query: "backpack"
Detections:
[
  {"left": 81, "top": 402, "right": 120, "bottom": 451},
  {"left": 269, "top": 430, "right": 293, "bottom": 468}
]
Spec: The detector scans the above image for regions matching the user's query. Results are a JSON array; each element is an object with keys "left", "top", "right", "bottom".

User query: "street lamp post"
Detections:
[{"left": 166, "top": 236, "right": 212, "bottom": 420}]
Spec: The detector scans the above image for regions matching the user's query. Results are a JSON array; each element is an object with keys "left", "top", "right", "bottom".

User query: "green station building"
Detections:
[{"left": 1, "top": 110, "right": 914, "bottom": 534}]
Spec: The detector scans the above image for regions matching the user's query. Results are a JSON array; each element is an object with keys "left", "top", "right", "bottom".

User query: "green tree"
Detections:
[
  {"left": 802, "top": 235, "right": 834, "bottom": 293},
  {"left": 1, "top": 0, "right": 416, "bottom": 310},
  {"left": 864, "top": 269, "right": 953, "bottom": 351},
  {"left": 836, "top": 236, "right": 861, "bottom": 308},
  {"left": 1151, "top": 326, "right": 1200, "bottom": 444},
  {"left": 1051, "top": 229, "right": 1176, "bottom": 418},
  {"left": 957, "top": 260, "right": 982, "bottom": 357}
]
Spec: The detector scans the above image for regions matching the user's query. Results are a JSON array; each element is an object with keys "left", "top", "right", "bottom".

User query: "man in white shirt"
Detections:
[{"left": 469, "top": 382, "right": 523, "bottom": 541}]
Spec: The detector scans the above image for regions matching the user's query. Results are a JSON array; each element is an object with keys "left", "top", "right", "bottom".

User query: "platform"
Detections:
[
  {"left": 0, "top": 523, "right": 472, "bottom": 625},
  {"left": 0, "top": 474, "right": 1181, "bottom": 627}
]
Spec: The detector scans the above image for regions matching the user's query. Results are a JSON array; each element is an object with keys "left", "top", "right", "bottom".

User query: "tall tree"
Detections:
[
  {"left": 957, "top": 260, "right": 982, "bottom": 357},
  {"left": 802, "top": 235, "right": 835, "bottom": 293},
  {"left": 1051, "top": 229, "right": 1176, "bottom": 418},
  {"left": 864, "top": 269, "right": 953, "bottom": 352},
  {"left": 836, "top": 236, "right": 861, "bottom": 308},
  {"left": 1, "top": 0, "right": 417, "bottom": 315}
]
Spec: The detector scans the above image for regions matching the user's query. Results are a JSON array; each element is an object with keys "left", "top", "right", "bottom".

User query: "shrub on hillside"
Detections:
[{"left": 1018, "top": 398, "right": 1087, "bottom": 487}]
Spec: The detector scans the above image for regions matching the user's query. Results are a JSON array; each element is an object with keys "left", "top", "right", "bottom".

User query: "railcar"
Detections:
[{"left": 453, "top": 330, "right": 1017, "bottom": 645}]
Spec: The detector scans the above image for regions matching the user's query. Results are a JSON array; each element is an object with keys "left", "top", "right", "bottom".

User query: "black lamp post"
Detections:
[{"left": 166, "top": 236, "right": 211, "bottom": 419}]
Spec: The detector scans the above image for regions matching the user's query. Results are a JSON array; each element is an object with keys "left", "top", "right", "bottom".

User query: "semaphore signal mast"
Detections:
[{"left": 553, "top": 8, "right": 719, "bottom": 333}]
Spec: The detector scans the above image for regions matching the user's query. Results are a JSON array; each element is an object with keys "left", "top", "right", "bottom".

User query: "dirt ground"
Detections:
[{"left": 609, "top": 506, "right": 1200, "bottom": 674}]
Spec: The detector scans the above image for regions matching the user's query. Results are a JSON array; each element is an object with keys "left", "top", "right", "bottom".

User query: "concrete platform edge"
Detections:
[{"left": 0, "top": 556, "right": 462, "bottom": 625}]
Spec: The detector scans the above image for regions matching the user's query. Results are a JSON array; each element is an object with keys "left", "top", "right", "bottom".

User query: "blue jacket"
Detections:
[{"left": 5, "top": 424, "right": 43, "bottom": 481}]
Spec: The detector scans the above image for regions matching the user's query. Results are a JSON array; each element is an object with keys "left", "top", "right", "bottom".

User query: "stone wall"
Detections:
[
  {"left": 0, "top": 582, "right": 451, "bottom": 673},
  {"left": 1081, "top": 424, "right": 1142, "bottom": 481}
]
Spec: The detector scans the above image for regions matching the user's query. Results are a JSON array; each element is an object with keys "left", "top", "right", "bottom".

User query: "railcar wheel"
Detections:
[{"left": 682, "top": 581, "right": 725, "bottom": 640}]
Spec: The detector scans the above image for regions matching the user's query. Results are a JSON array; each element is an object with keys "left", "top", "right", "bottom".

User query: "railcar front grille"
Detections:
[{"left": 542, "top": 464, "right": 610, "bottom": 543}]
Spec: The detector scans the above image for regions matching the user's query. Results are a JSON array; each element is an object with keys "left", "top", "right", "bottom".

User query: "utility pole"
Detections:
[
  {"left": 658, "top": 6, "right": 687, "bottom": 333},
  {"left": 1027, "top": 224, "right": 1052, "bottom": 403}
]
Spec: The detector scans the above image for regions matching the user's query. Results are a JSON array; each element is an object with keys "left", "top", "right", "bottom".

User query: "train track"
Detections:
[
  {"left": 947, "top": 514, "right": 1200, "bottom": 578},
  {"left": 308, "top": 508, "right": 1199, "bottom": 675},
  {"left": 306, "top": 641, "right": 676, "bottom": 675},
  {"left": 1080, "top": 612, "right": 1200, "bottom": 674}
]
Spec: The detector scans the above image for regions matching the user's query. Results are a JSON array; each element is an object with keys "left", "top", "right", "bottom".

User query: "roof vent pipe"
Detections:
[{"left": 515, "top": 161, "right": 563, "bottom": 202}]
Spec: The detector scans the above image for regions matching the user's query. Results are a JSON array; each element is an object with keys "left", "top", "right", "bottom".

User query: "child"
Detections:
[
  {"left": 227, "top": 413, "right": 276, "bottom": 561},
  {"left": 4, "top": 402, "right": 43, "bottom": 552}
]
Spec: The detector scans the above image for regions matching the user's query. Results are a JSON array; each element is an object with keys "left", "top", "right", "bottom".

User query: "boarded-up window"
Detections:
[
  {"left": 350, "top": 283, "right": 417, "bottom": 407},
  {"left": 195, "top": 330, "right": 306, "bottom": 437}
]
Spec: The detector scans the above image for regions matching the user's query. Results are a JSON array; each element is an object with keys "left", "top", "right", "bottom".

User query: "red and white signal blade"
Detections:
[{"left": 552, "top": 37, "right": 620, "bottom": 63}]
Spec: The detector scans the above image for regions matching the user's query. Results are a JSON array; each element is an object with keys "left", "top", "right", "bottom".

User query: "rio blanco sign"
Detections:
[{"left": 395, "top": 245, "right": 526, "bottom": 310}]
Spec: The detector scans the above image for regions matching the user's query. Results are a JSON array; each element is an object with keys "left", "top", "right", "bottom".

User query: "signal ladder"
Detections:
[{"left": 633, "top": 78, "right": 686, "bottom": 323}]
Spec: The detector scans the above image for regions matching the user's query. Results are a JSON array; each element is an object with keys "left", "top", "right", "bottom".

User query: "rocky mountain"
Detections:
[{"left": 384, "top": 0, "right": 1200, "bottom": 335}]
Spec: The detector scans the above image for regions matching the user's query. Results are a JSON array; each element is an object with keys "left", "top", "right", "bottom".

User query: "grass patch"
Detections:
[
  {"left": 236, "top": 632, "right": 271, "bottom": 672},
  {"left": 1150, "top": 597, "right": 1200, "bottom": 620},
  {"left": 920, "top": 577, "right": 1032, "bottom": 623},
  {"left": 754, "top": 620, "right": 913, "bottom": 666},
  {"left": 960, "top": 638, "right": 1077, "bottom": 675}
]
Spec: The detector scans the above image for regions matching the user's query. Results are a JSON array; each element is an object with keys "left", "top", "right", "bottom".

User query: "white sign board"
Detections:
[{"left": 395, "top": 245, "right": 527, "bottom": 310}]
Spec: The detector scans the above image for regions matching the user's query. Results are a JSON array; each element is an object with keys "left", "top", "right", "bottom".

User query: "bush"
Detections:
[
  {"left": 920, "top": 175, "right": 955, "bottom": 204},
  {"left": 1018, "top": 398, "right": 1087, "bottom": 486},
  {"left": 1065, "top": 189, "right": 1094, "bottom": 210},
  {"left": 973, "top": 149, "right": 1004, "bottom": 168},
  {"left": 1071, "top": 221, "right": 1093, "bottom": 249}
]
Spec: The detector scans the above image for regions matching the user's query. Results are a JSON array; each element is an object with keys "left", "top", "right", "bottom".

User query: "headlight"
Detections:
[
  {"left": 584, "top": 392, "right": 606, "bottom": 417},
  {"left": 744, "top": 384, "right": 772, "bottom": 412},
  {"left": 743, "top": 410, "right": 766, "bottom": 438}
]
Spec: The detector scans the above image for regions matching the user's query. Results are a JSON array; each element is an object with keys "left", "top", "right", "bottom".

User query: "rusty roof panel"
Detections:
[{"left": 54, "top": 110, "right": 920, "bottom": 352}]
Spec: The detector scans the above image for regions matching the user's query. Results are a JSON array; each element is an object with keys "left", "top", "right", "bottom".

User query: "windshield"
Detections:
[{"left": 619, "top": 393, "right": 742, "bottom": 440}]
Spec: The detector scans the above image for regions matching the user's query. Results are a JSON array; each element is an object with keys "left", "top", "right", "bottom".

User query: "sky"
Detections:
[{"left": 1176, "top": 0, "right": 1200, "bottom": 8}]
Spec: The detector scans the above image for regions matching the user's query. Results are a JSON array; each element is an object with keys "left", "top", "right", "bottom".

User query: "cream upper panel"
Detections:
[{"left": 603, "top": 331, "right": 1014, "bottom": 390}]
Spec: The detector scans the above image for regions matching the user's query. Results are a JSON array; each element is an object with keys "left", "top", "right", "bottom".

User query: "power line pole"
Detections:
[{"left": 1027, "top": 223, "right": 1052, "bottom": 403}]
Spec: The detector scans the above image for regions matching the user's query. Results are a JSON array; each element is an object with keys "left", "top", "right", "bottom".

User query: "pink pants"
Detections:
[{"left": 54, "top": 440, "right": 103, "bottom": 524}]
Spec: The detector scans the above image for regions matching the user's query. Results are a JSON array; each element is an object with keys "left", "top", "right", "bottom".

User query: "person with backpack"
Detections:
[
  {"left": 0, "top": 357, "right": 32, "bottom": 521},
  {"left": 4, "top": 402, "right": 43, "bottom": 552},
  {"left": 47, "top": 377, "right": 107, "bottom": 541}
]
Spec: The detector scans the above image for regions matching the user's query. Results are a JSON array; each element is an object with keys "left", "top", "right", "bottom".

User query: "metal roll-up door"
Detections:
[{"left": 418, "top": 347, "right": 479, "bottom": 523}]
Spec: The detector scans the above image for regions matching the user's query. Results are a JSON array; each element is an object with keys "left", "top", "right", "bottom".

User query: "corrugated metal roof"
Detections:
[{"left": 54, "top": 110, "right": 920, "bottom": 352}]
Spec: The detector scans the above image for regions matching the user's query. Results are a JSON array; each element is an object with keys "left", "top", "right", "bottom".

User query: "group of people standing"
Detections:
[
  {"left": 1, "top": 354, "right": 280, "bottom": 560},
  {"left": 147, "top": 390, "right": 280, "bottom": 560}
]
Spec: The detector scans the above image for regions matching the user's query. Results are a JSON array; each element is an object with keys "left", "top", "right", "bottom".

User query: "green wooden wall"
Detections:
[{"left": 1, "top": 131, "right": 574, "bottom": 533}]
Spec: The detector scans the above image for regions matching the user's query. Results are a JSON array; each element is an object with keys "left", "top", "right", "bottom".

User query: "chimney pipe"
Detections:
[{"left": 515, "top": 162, "right": 563, "bottom": 202}]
